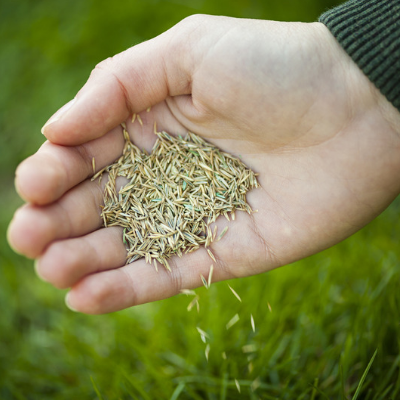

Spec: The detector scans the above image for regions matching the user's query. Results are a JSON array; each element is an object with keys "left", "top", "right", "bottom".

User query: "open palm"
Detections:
[{"left": 8, "top": 16, "right": 400, "bottom": 313}]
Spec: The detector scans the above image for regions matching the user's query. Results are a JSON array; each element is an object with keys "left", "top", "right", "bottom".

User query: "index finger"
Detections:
[
  {"left": 16, "top": 125, "right": 124, "bottom": 205},
  {"left": 41, "top": 18, "right": 196, "bottom": 146}
]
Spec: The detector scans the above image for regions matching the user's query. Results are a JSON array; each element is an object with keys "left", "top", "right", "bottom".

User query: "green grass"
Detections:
[
  {"left": 1, "top": 184, "right": 400, "bottom": 399},
  {"left": 1, "top": 0, "right": 399, "bottom": 398}
]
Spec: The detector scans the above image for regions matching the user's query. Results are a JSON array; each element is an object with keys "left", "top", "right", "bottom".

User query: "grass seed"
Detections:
[
  {"left": 98, "top": 129, "right": 259, "bottom": 270},
  {"left": 226, "top": 313, "right": 240, "bottom": 330},
  {"left": 228, "top": 284, "right": 242, "bottom": 302}
]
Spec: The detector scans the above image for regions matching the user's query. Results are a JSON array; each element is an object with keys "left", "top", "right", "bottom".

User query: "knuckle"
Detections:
[
  {"left": 93, "top": 56, "right": 115, "bottom": 75},
  {"left": 37, "top": 242, "right": 75, "bottom": 289},
  {"left": 83, "top": 279, "right": 111, "bottom": 314},
  {"left": 179, "top": 13, "right": 207, "bottom": 27},
  {"left": 168, "top": 260, "right": 183, "bottom": 293},
  {"left": 73, "top": 144, "right": 94, "bottom": 177},
  {"left": 91, "top": 54, "right": 132, "bottom": 114}
]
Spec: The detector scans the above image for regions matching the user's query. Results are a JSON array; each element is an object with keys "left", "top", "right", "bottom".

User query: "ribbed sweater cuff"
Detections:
[{"left": 319, "top": 0, "right": 400, "bottom": 113}]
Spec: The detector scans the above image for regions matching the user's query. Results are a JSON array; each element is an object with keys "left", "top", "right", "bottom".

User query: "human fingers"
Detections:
[
  {"left": 8, "top": 177, "right": 107, "bottom": 258},
  {"left": 15, "top": 99, "right": 186, "bottom": 206},
  {"left": 15, "top": 126, "right": 124, "bottom": 205},
  {"left": 41, "top": 16, "right": 203, "bottom": 146},
  {"left": 65, "top": 246, "right": 233, "bottom": 314},
  {"left": 37, "top": 209, "right": 269, "bottom": 314},
  {"left": 35, "top": 226, "right": 126, "bottom": 289},
  {"left": 35, "top": 213, "right": 241, "bottom": 291}
]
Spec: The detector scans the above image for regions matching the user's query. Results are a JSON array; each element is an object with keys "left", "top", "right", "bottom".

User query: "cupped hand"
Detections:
[{"left": 8, "top": 15, "right": 400, "bottom": 314}]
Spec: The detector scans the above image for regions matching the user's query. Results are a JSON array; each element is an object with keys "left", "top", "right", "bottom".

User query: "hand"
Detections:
[{"left": 8, "top": 15, "right": 400, "bottom": 314}]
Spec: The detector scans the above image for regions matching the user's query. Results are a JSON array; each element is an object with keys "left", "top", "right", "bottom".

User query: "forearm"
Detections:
[
  {"left": 319, "top": 0, "right": 400, "bottom": 114},
  {"left": 319, "top": 0, "right": 400, "bottom": 185}
]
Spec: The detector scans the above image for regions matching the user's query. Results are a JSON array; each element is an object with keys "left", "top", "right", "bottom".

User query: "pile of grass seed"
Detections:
[{"left": 95, "top": 126, "right": 259, "bottom": 270}]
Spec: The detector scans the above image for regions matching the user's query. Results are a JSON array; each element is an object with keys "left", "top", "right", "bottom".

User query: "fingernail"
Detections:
[
  {"left": 65, "top": 292, "right": 78, "bottom": 312},
  {"left": 41, "top": 98, "right": 76, "bottom": 135}
]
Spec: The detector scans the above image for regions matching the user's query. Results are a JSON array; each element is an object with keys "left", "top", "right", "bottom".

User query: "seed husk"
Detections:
[
  {"left": 205, "top": 344, "right": 210, "bottom": 361},
  {"left": 235, "top": 379, "right": 241, "bottom": 393},
  {"left": 251, "top": 377, "right": 261, "bottom": 392},
  {"left": 226, "top": 313, "right": 240, "bottom": 330},
  {"left": 200, "top": 274, "right": 208, "bottom": 289},
  {"left": 207, "top": 265, "right": 214, "bottom": 287},
  {"left": 242, "top": 344, "right": 258, "bottom": 353},
  {"left": 216, "top": 226, "right": 229, "bottom": 242},
  {"left": 251, "top": 314, "right": 256, "bottom": 332},
  {"left": 228, "top": 284, "right": 242, "bottom": 303},
  {"left": 180, "top": 289, "right": 196, "bottom": 296},
  {"left": 187, "top": 296, "right": 200, "bottom": 312},
  {"left": 98, "top": 129, "right": 259, "bottom": 270},
  {"left": 196, "top": 327, "right": 209, "bottom": 343}
]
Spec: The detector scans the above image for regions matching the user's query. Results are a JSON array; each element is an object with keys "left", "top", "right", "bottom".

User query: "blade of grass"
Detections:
[
  {"left": 220, "top": 373, "right": 228, "bottom": 400},
  {"left": 310, "top": 378, "right": 319, "bottom": 400},
  {"left": 90, "top": 376, "right": 103, "bottom": 400},
  {"left": 121, "top": 370, "right": 153, "bottom": 400},
  {"left": 376, "top": 383, "right": 393, "bottom": 400},
  {"left": 170, "top": 382, "right": 185, "bottom": 400},
  {"left": 6, "top": 383, "right": 27, "bottom": 400},
  {"left": 351, "top": 349, "right": 378, "bottom": 400},
  {"left": 340, "top": 363, "right": 348, "bottom": 400},
  {"left": 308, "top": 383, "right": 331, "bottom": 400}
]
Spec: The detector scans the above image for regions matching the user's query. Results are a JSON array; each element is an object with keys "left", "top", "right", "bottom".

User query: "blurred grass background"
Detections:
[{"left": 1, "top": 0, "right": 400, "bottom": 399}]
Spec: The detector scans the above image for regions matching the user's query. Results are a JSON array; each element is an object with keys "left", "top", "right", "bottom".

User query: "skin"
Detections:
[{"left": 7, "top": 15, "right": 400, "bottom": 314}]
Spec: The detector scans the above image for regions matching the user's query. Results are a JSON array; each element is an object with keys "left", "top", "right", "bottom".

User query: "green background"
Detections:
[{"left": 1, "top": 0, "right": 400, "bottom": 399}]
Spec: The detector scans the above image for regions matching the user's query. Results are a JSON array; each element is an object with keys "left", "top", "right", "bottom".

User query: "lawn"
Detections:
[{"left": 1, "top": 0, "right": 399, "bottom": 399}]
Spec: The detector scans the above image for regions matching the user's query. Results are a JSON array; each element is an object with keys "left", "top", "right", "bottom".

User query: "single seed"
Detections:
[
  {"left": 200, "top": 274, "right": 208, "bottom": 289},
  {"left": 251, "top": 314, "right": 255, "bottom": 332},
  {"left": 196, "top": 327, "right": 209, "bottom": 343},
  {"left": 226, "top": 314, "right": 240, "bottom": 330},
  {"left": 205, "top": 344, "right": 210, "bottom": 361},
  {"left": 216, "top": 226, "right": 229, "bottom": 242},
  {"left": 92, "top": 157, "right": 96, "bottom": 174},
  {"left": 212, "top": 225, "right": 218, "bottom": 241},
  {"left": 251, "top": 377, "right": 261, "bottom": 392},
  {"left": 207, "top": 265, "right": 214, "bottom": 287},
  {"left": 228, "top": 284, "right": 242, "bottom": 302},
  {"left": 235, "top": 379, "right": 241, "bottom": 393},
  {"left": 207, "top": 248, "right": 216, "bottom": 262},
  {"left": 180, "top": 289, "right": 196, "bottom": 296},
  {"left": 137, "top": 114, "right": 143, "bottom": 126},
  {"left": 187, "top": 296, "right": 199, "bottom": 312},
  {"left": 153, "top": 258, "right": 158, "bottom": 272},
  {"left": 242, "top": 344, "right": 258, "bottom": 353}
]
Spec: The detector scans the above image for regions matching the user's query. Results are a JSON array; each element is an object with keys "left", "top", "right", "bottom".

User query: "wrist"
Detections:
[{"left": 314, "top": 22, "right": 400, "bottom": 196}]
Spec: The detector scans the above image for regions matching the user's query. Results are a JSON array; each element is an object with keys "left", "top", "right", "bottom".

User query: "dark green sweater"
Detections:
[{"left": 319, "top": 0, "right": 400, "bottom": 113}]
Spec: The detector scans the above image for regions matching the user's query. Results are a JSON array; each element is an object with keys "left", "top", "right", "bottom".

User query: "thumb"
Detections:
[{"left": 42, "top": 18, "right": 196, "bottom": 146}]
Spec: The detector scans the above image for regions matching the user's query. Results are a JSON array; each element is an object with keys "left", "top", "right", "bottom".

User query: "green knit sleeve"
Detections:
[{"left": 319, "top": 0, "right": 400, "bottom": 113}]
